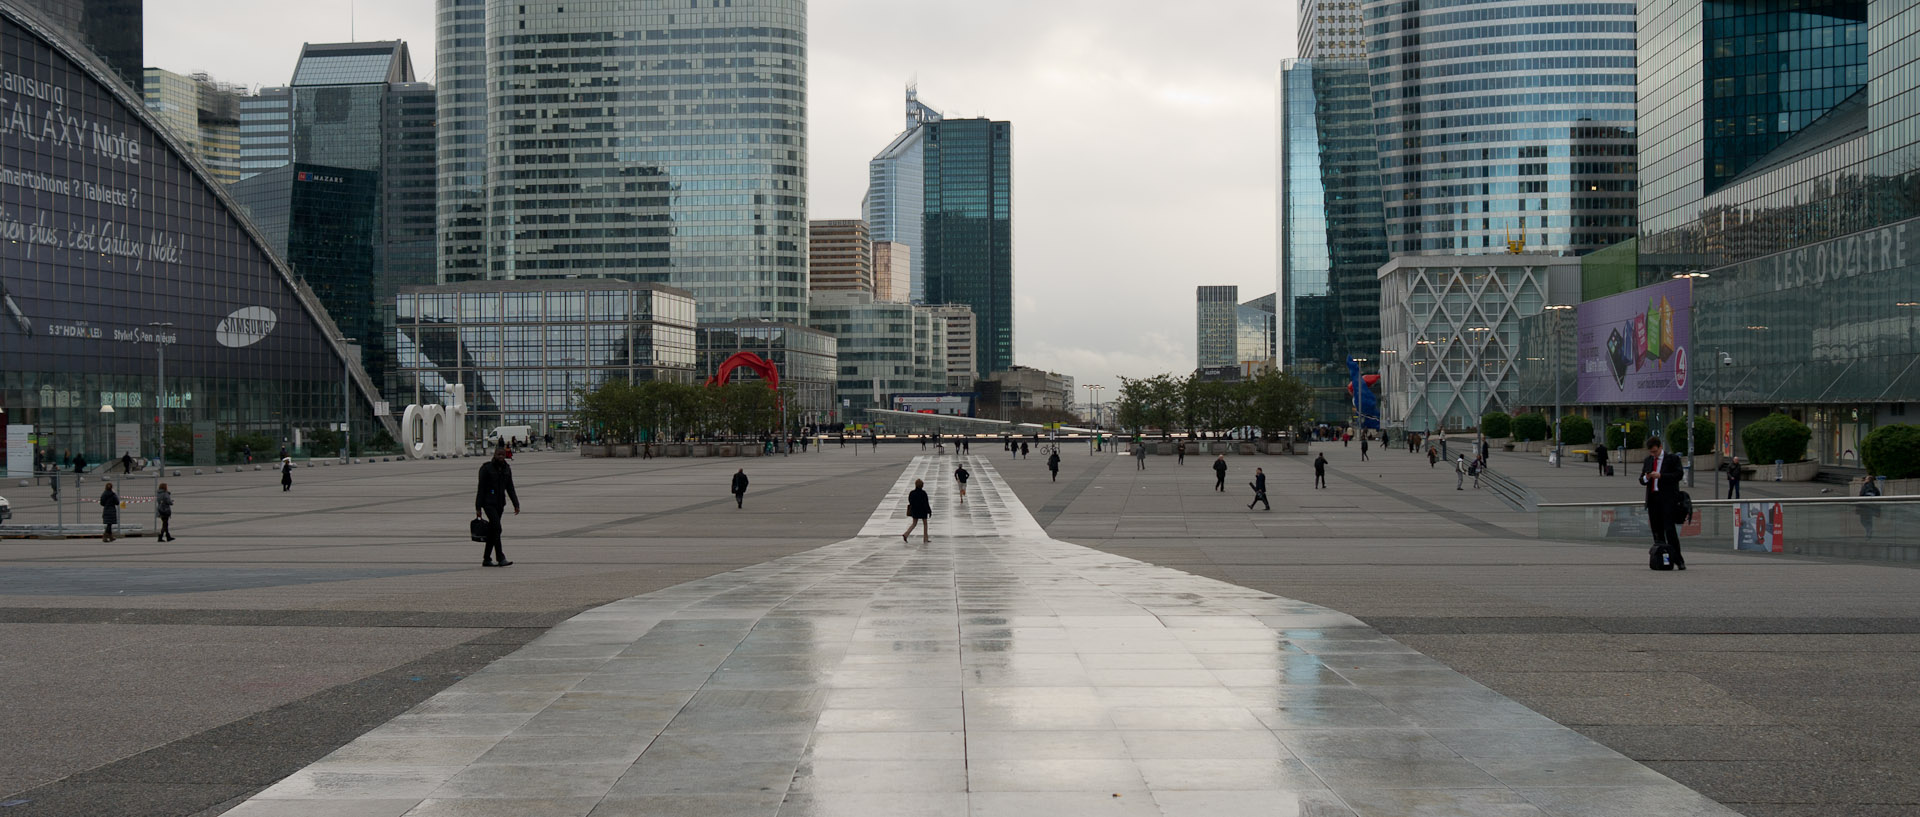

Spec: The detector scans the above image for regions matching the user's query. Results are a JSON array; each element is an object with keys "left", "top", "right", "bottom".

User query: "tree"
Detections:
[
  {"left": 1512, "top": 413, "right": 1549, "bottom": 442},
  {"left": 1861, "top": 424, "right": 1920, "bottom": 478},
  {"left": 1559, "top": 415, "right": 1594, "bottom": 445},
  {"left": 1480, "top": 411, "right": 1512, "bottom": 439},
  {"left": 1183, "top": 375, "right": 1239, "bottom": 435},
  {"left": 1245, "top": 369, "right": 1312, "bottom": 439},
  {"left": 1604, "top": 420, "right": 1649, "bottom": 450},
  {"left": 1664, "top": 415, "right": 1715, "bottom": 455},
  {"left": 1117, "top": 374, "right": 1183, "bottom": 436},
  {"left": 1742, "top": 413, "right": 1812, "bottom": 464}
]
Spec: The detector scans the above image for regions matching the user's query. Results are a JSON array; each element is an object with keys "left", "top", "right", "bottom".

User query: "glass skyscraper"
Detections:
[
  {"left": 434, "top": 0, "right": 486, "bottom": 283},
  {"left": 923, "top": 118, "right": 1014, "bottom": 378},
  {"left": 863, "top": 87, "right": 942, "bottom": 302},
  {"left": 1196, "top": 286, "right": 1239, "bottom": 369},
  {"left": 1364, "top": 0, "right": 1638, "bottom": 255},
  {"left": 1276, "top": 58, "right": 1386, "bottom": 415},
  {"left": 448, "top": 0, "right": 810, "bottom": 323}
]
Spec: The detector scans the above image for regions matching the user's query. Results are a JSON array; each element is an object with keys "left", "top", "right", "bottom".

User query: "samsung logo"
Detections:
[{"left": 215, "top": 306, "right": 277, "bottom": 348}]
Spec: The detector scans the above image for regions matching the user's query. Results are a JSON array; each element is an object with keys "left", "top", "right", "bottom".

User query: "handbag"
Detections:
[{"left": 469, "top": 517, "right": 489, "bottom": 543}]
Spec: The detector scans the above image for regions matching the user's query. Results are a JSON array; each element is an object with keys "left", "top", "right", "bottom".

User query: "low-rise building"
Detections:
[
  {"left": 696, "top": 321, "right": 839, "bottom": 428},
  {"left": 807, "top": 292, "right": 948, "bottom": 422}
]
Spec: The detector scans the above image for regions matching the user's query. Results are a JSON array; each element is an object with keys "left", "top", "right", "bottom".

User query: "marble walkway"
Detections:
[{"left": 221, "top": 456, "right": 1743, "bottom": 817}]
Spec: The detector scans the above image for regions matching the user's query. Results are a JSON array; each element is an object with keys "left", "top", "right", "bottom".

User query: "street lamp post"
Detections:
[
  {"left": 339, "top": 337, "right": 357, "bottom": 461},
  {"left": 1543, "top": 305, "right": 1573, "bottom": 467},
  {"left": 1674, "top": 272, "right": 1710, "bottom": 487},
  {"left": 1083, "top": 384, "right": 1104, "bottom": 455},
  {"left": 148, "top": 322, "right": 173, "bottom": 530}
]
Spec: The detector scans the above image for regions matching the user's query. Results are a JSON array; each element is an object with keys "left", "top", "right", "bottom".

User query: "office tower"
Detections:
[
  {"left": 238, "top": 87, "right": 291, "bottom": 179},
  {"left": 809, "top": 220, "right": 874, "bottom": 295},
  {"left": 1239, "top": 293, "right": 1277, "bottom": 365},
  {"left": 926, "top": 303, "right": 977, "bottom": 391},
  {"left": 923, "top": 117, "right": 1014, "bottom": 377},
  {"left": 229, "top": 164, "right": 382, "bottom": 346},
  {"left": 1365, "top": 0, "right": 1637, "bottom": 255},
  {"left": 1196, "top": 286, "right": 1239, "bottom": 369},
  {"left": 809, "top": 293, "right": 948, "bottom": 414},
  {"left": 1276, "top": 59, "right": 1385, "bottom": 382},
  {"left": 142, "top": 68, "right": 246, "bottom": 184},
  {"left": 874, "top": 242, "right": 911, "bottom": 303},
  {"left": 434, "top": 0, "right": 487, "bottom": 283},
  {"left": 450, "top": 0, "right": 810, "bottom": 323},
  {"left": 1298, "top": 0, "right": 1365, "bottom": 58},
  {"left": 16, "top": 0, "right": 140, "bottom": 90},
  {"left": 864, "top": 87, "right": 943, "bottom": 301}
]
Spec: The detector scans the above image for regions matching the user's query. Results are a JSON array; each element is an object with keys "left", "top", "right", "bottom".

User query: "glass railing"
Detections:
[{"left": 1538, "top": 497, "right": 1920, "bottom": 562}]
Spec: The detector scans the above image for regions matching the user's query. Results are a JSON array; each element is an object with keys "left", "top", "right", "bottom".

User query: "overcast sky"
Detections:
[{"left": 147, "top": 1, "right": 1297, "bottom": 395}]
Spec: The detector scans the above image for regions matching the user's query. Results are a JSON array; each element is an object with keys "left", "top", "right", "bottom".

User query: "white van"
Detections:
[{"left": 487, "top": 425, "right": 534, "bottom": 446}]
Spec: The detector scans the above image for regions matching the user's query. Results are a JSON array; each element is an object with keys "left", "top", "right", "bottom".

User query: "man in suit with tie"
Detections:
[{"left": 1640, "top": 436, "right": 1686, "bottom": 569}]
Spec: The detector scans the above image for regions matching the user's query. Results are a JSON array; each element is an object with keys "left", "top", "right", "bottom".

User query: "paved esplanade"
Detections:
[{"left": 224, "top": 456, "right": 1734, "bottom": 817}]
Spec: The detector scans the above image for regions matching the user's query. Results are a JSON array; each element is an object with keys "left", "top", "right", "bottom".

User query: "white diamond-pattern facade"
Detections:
[{"left": 1379, "top": 256, "right": 1577, "bottom": 432}]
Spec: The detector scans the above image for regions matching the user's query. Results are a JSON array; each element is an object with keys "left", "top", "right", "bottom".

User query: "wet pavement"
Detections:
[{"left": 221, "top": 455, "right": 1741, "bottom": 817}]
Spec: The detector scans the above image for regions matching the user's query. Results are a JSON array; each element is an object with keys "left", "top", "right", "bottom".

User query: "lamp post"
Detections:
[
  {"left": 1083, "top": 384, "right": 1104, "bottom": 455},
  {"left": 1674, "top": 272, "right": 1710, "bottom": 487},
  {"left": 338, "top": 336, "right": 358, "bottom": 460},
  {"left": 1543, "top": 305, "right": 1573, "bottom": 467},
  {"left": 148, "top": 322, "right": 173, "bottom": 530}
]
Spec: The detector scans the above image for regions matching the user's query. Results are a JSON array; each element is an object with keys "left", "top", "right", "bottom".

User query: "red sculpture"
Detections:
[{"left": 706, "top": 351, "right": 781, "bottom": 390}]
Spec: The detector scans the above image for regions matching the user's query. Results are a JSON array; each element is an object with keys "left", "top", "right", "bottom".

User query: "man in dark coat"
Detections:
[
  {"left": 1314, "top": 453, "right": 1329, "bottom": 489},
  {"left": 475, "top": 446, "right": 521, "bottom": 567},
  {"left": 1212, "top": 455, "right": 1228, "bottom": 492},
  {"left": 731, "top": 468, "right": 749, "bottom": 508},
  {"left": 1248, "top": 467, "right": 1270, "bottom": 510},
  {"left": 99, "top": 481, "right": 119, "bottom": 542},
  {"left": 1640, "top": 436, "right": 1686, "bottom": 569},
  {"left": 1047, "top": 450, "right": 1061, "bottom": 482}
]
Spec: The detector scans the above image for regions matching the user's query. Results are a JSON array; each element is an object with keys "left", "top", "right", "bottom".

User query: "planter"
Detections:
[
  {"left": 664, "top": 443, "right": 689, "bottom": 457},
  {"left": 1266, "top": 443, "right": 1291, "bottom": 455},
  {"left": 717, "top": 444, "right": 737, "bottom": 457},
  {"left": 611, "top": 444, "right": 635, "bottom": 458},
  {"left": 1761, "top": 460, "right": 1819, "bottom": 482},
  {"left": 1878, "top": 477, "right": 1920, "bottom": 496},
  {"left": 1292, "top": 442, "right": 1310, "bottom": 455},
  {"left": 1237, "top": 442, "right": 1258, "bottom": 456},
  {"left": 689, "top": 444, "right": 712, "bottom": 458},
  {"left": 579, "top": 444, "right": 609, "bottom": 458}
]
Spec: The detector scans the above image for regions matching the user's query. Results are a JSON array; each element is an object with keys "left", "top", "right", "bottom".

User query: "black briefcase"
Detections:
[{"left": 470, "top": 518, "right": 489, "bottom": 542}]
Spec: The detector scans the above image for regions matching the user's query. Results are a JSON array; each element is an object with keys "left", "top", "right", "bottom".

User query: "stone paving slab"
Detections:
[{"left": 220, "top": 455, "right": 1740, "bottom": 817}]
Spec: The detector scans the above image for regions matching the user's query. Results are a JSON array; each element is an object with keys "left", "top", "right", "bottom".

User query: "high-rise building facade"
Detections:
[
  {"left": 1364, "top": 0, "right": 1638, "bottom": 255},
  {"left": 238, "top": 87, "right": 291, "bottom": 179},
  {"left": 863, "top": 87, "right": 942, "bottom": 302},
  {"left": 1238, "top": 293, "right": 1277, "bottom": 365},
  {"left": 874, "top": 241, "right": 910, "bottom": 304},
  {"left": 1276, "top": 58, "right": 1386, "bottom": 418},
  {"left": 1299, "top": 0, "right": 1366, "bottom": 58},
  {"left": 454, "top": 0, "right": 809, "bottom": 323},
  {"left": 808, "top": 292, "right": 947, "bottom": 415},
  {"left": 809, "top": 220, "right": 873, "bottom": 295},
  {"left": 1196, "top": 285, "right": 1239, "bottom": 369},
  {"left": 923, "top": 117, "right": 1014, "bottom": 378},
  {"left": 434, "top": 0, "right": 486, "bottom": 283},
  {"left": 17, "top": 0, "right": 139, "bottom": 90},
  {"left": 926, "top": 303, "right": 978, "bottom": 392},
  {"left": 142, "top": 68, "right": 247, "bottom": 184}
]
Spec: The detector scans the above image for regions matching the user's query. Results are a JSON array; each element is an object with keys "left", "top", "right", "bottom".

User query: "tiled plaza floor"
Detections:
[{"left": 221, "top": 455, "right": 1741, "bottom": 817}]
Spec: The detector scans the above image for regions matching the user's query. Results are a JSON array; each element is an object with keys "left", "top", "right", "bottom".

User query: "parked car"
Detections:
[{"left": 0, "top": 494, "right": 11, "bottom": 523}]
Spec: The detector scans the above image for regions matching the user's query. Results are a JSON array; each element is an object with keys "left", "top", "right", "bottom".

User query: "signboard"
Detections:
[
  {"left": 114, "top": 423, "right": 140, "bottom": 459},
  {"left": 5, "top": 423, "right": 30, "bottom": 476},
  {"left": 192, "top": 420, "right": 216, "bottom": 466},
  {"left": 891, "top": 393, "right": 977, "bottom": 417},
  {"left": 1575, "top": 278, "right": 1692, "bottom": 404},
  {"left": 1734, "top": 502, "right": 1785, "bottom": 552}
]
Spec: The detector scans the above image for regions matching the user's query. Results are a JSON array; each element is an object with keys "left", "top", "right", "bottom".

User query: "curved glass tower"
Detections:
[
  {"left": 475, "top": 0, "right": 809, "bottom": 322},
  {"left": 1365, "top": 0, "right": 1639, "bottom": 255}
]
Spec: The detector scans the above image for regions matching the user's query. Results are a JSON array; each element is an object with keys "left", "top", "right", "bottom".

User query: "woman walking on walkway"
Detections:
[
  {"left": 903, "top": 479, "right": 931, "bottom": 543},
  {"left": 1048, "top": 450, "right": 1061, "bottom": 482},
  {"left": 280, "top": 456, "right": 294, "bottom": 491},
  {"left": 99, "top": 481, "right": 120, "bottom": 542},
  {"left": 156, "top": 483, "right": 175, "bottom": 542}
]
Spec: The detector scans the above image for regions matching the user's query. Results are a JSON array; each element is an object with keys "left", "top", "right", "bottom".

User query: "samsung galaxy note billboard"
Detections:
[
  {"left": 1575, "top": 278, "right": 1692, "bottom": 405},
  {"left": 0, "top": 14, "right": 335, "bottom": 380}
]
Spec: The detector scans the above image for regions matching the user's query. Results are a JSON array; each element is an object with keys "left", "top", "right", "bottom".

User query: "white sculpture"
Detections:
[{"left": 402, "top": 384, "right": 467, "bottom": 459}]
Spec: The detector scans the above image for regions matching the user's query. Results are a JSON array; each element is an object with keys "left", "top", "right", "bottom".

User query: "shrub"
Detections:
[
  {"left": 1604, "top": 420, "right": 1649, "bottom": 450},
  {"left": 1742, "top": 413, "right": 1811, "bottom": 464},
  {"left": 1861, "top": 424, "right": 1920, "bottom": 478},
  {"left": 1480, "top": 411, "right": 1512, "bottom": 439},
  {"left": 1664, "top": 415, "right": 1715, "bottom": 455},
  {"left": 1512, "top": 413, "right": 1550, "bottom": 442},
  {"left": 1559, "top": 414, "right": 1594, "bottom": 445}
]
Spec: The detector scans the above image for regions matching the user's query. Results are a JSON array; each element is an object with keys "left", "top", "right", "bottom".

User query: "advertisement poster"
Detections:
[
  {"left": 1597, "top": 505, "right": 1703, "bottom": 540},
  {"left": 114, "top": 423, "right": 140, "bottom": 460},
  {"left": 1575, "top": 278, "right": 1692, "bottom": 404},
  {"left": 1734, "top": 502, "right": 1785, "bottom": 552},
  {"left": 5, "top": 423, "right": 30, "bottom": 476}
]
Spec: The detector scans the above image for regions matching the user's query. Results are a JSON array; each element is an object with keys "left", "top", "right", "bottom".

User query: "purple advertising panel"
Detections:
[{"left": 1575, "top": 278, "right": 1691, "bottom": 404}]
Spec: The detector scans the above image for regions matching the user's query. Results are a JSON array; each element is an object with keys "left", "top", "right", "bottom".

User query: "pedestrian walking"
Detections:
[
  {"left": 731, "top": 468, "right": 749, "bottom": 509},
  {"left": 1048, "top": 450, "right": 1061, "bottom": 482},
  {"left": 1360, "top": 438, "right": 1370, "bottom": 462},
  {"left": 1019, "top": 441, "right": 1028, "bottom": 459},
  {"left": 1454, "top": 454, "right": 1468, "bottom": 490},
  {"left": 72, "top": 452, "right": 87, "bottom": 478},
  {"left": 475, "top": 445, "right": 521, "bottom": 567},
  {"left": 1480, "top": 440, "right": 1491, "bottom": 465},
  {"left": 280, "top": 456, "right": 294, "bottom": 491},
  {"left": 954, "top": 463, "right": 971, "bottom": 501},
  {"left": 1176, "top": 442, "right": 1186, "bottom": 465},
  {"left": 1428, "top": 447, "right": 1439, "bottom": 468},
  {"left": 963, "top": 439, "right": 970, "bottom": 453},
  {"left": 1313, "top": 453, "right": 1328, "bottom": 489},
  {"left": 155, "top": 483, "right": 175, "bottom": 541},
  {"left": 120, "top": 452, "right": 134, "bottom": 474},
  {"left": 1248, "top": 468, "right": 1270, "bottom": 510},
  {"left": 1212, "top": 455, "right": 1227, "bottom": 492},
  {"left": 1471, "top": 456, "right": 1484, "bottom": 489},
  {"left": 99, "top": 481, "right": 120, "bottom": 541},
  {"left": 1724, "top": 456, "right": 1742, "bottom": 498},
  {"left": 903, "top": 478, "right": 931, "bottom": 543},
  {"left": 1134, "top": 442, "right": 1147, "bottom": 470},
  {"left": 1640, "top": 437, "right": 1686, "bottom": 569}
]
